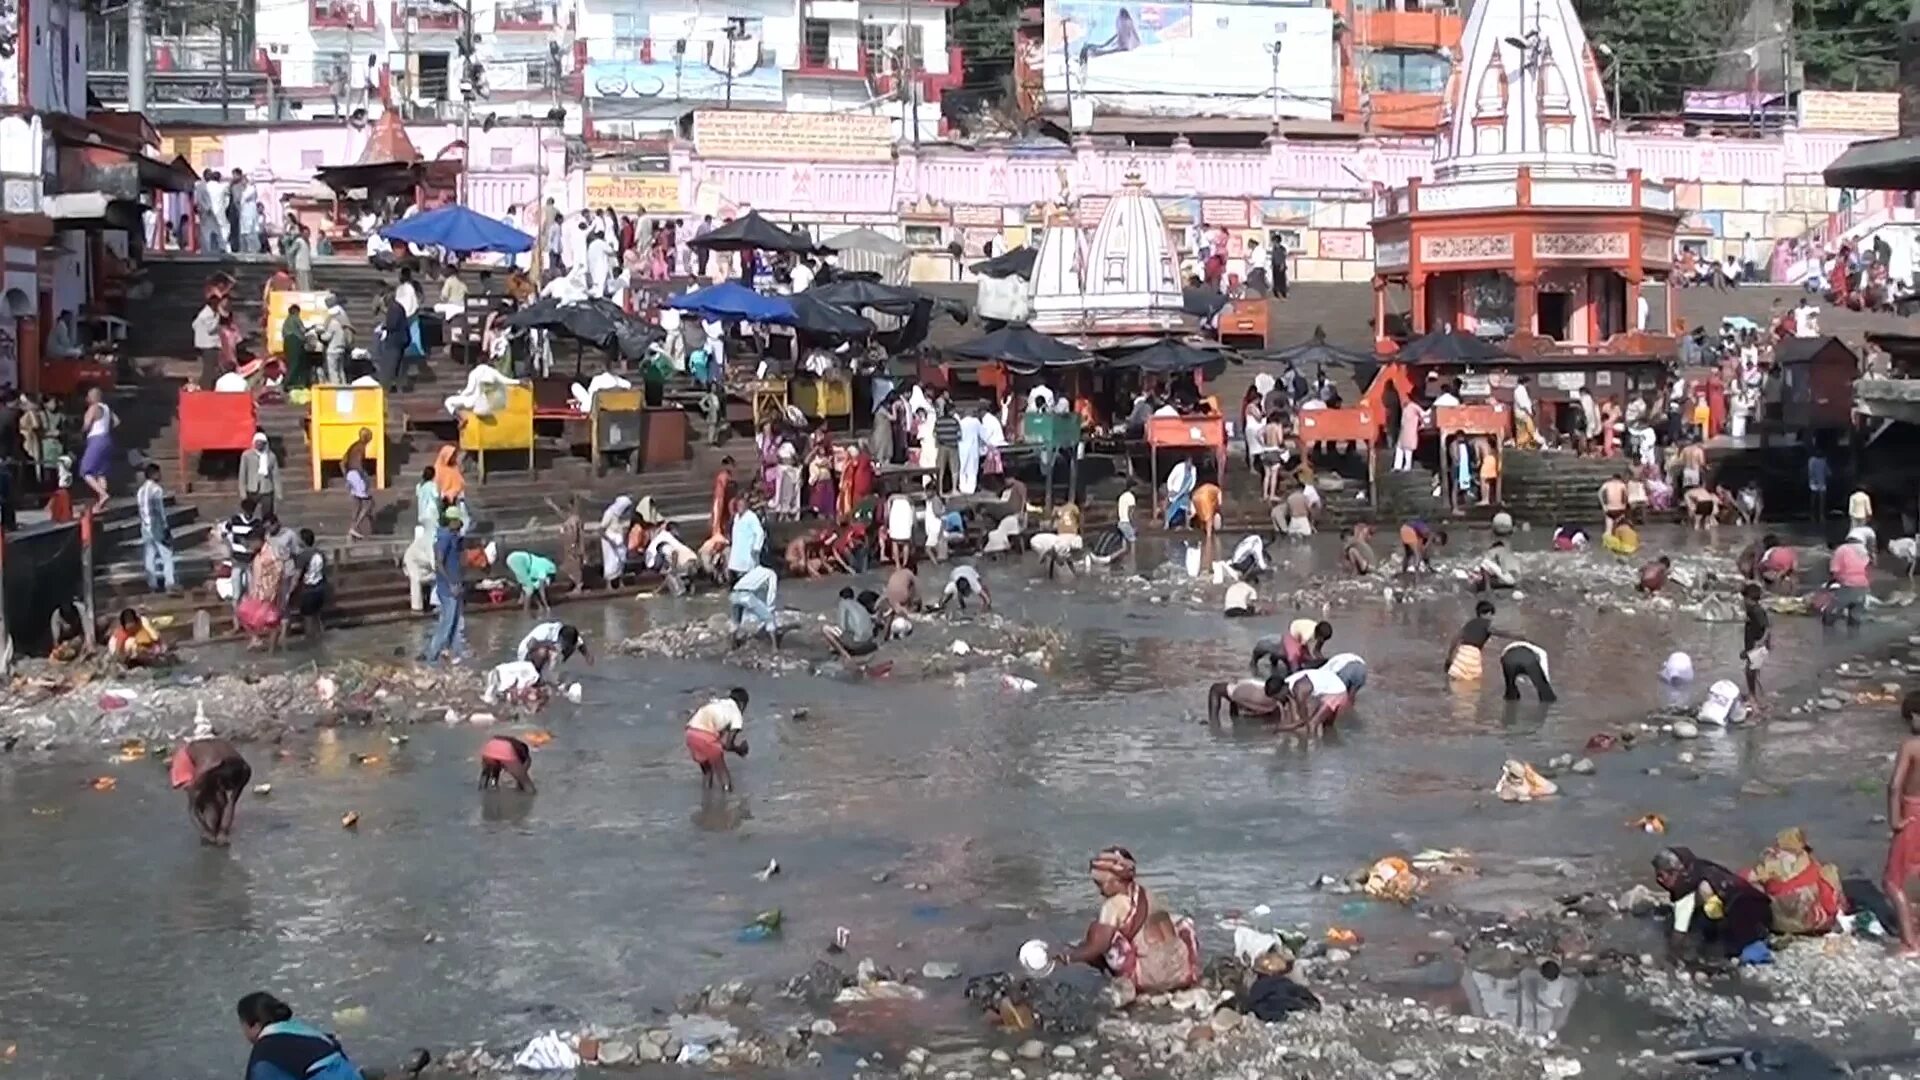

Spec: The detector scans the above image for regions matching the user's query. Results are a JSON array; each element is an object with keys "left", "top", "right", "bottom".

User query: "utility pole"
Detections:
[
  {"left": 1267, "top": 39, "right": 1282, "bottom": 129},
  {"left": 127, "top": 0, "right": 147, "bottom": 113},
  {"left": 458, "top": 0, "right": 474, "bottom": 202},
  {"left": 723, "top": 17, "right": 746, "bottom": 110},
  {"left": 897, "top": 0, "right": 917, "bottom": 144},
  {"left": 218, "top": 14, "right": 232, "bottom": 120}
]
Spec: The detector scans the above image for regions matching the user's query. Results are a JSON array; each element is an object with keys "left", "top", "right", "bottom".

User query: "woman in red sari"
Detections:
[{"left": 840, "top": 444, "right": 876, "bottom": 521}]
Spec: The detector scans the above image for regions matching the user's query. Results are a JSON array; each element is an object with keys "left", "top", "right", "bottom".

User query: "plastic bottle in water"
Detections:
[{"left": 193, "top": 609, "right": 211, "bottom": 641}]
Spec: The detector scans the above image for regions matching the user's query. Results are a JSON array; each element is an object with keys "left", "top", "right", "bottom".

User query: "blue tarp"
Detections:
[
  {"left": 667, "top": 281, "right": 797, "bottom": 324},
  {"left": 380, "top": 204, "right": 534, "bottom": 255}
]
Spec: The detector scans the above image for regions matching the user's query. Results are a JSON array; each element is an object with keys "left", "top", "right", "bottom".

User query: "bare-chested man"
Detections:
[
  {"left": 1205, "top": 673, "right": 1288, "bottom": 723},
  {"left": 1342, "top": 524, "right": 1376, "bottom": 575},
  {"left": 1676, "top": 441, "right": 1707, "bottom": 492},
  {"left": 1599, "top": 473, "right": 1629, "bottom": 537},
  {"left": 1683, "top": 485, "right": 1720, "bottom": 531},
  {"left": 169, "top": 738, "right": 252, "bottom": 845},
  {"left": 1885, "top": 693, "right": 1920, "bottom": 954}
]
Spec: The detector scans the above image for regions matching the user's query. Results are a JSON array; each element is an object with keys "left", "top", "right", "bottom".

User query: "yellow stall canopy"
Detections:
[{"left": 266, "top": 290, "right": 334, "bottom": 356}]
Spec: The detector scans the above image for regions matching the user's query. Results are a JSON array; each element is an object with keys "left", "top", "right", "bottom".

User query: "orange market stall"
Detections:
[
  {"left": 176, "top": 389, "right": 258, "bottom": 491},
  {"left": 1434, "top": 402, "right": 1511, "bottom": 510},
  {"left": 1294, "top": 405, "right": 1381, "bottom": 506},
  {"left": 1147, "top": 414, "right": 1228, "bottom": 518}
]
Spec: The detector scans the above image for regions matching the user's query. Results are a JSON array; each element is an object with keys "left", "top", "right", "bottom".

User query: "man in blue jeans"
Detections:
[
  {"left": 135, "top": 463, "right": 177, "bottom": 593},
  {"left": 421, "top": 509, "right": 466, "bottom": 662}
]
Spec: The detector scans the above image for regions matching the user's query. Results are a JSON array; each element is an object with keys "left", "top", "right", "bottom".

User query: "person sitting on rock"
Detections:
[{"left": 107, "top": 607, "right": 169, "bottom": 667}]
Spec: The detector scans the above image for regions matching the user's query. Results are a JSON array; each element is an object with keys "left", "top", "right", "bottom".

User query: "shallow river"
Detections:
[{"left": 0, "top": 526, "right": 1913, "bottom": 1077}]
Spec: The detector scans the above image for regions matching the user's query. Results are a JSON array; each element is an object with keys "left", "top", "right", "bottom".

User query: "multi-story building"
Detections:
[{"left": 1336, "top": 0, "right": 1464, "bottom": 132}]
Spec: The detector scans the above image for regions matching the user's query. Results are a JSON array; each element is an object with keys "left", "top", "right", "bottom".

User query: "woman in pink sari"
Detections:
[{"left": 649, "top": 226, "right": 671, "bottom": 280}]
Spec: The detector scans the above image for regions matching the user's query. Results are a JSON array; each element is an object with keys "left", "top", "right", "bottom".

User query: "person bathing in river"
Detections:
[
  {"left": 1446, "top": 599, "right": 1510, "bottom": 683},
  {"left": 1276, "top": 664, "right": 1351, "bottom": 735},
  {"left": 930, "top": 563, "right": 990, "bottom": 613},
  {"left": 1499, "top": 640, "right": 1556, "bottom": 702},
  {"left": 1467, "top": 539, "right": 1518, "bottom": 592},
  {"left": 1343, "top": 524, "right": 1376, "bottom": 575},
  {"left": 686, "top": 688, "right": 751, "bottom": 793},
  {"left": 823, "top": 586, "right": 881, "bottom": 664},
  {"left": 1399, "top": 520, "right": 1446, "bottom": 575},
  {"left": 1222, "top": 578, "right": 1262, "bottom": 618},
  {"left": 1885, "top": 699, "right": 1920, "bottom": 954},
  {"left": 478, "top": 735, "right": 536, "bottom": 793},
  {"left": 1054, "top": 847, "right": 1200, "bottom": 995},
  {"left": 237, "top": 991, "right": 364, "bottom": 1080},
  {"left": 1740, "top": 534, "right": 1798, "bottom": 592},
  {"left": 1321, "top": 652, "right": 1368, "bottom": 704},
  {"left": 1228, "top": 534, "right": 1270, "bottom": 583},
  {"left": 171, "top": 736, "right": 251, "bottom": 845},
  {"left": 517, "top": 621, "right": 592, "bottom": 674},
  {"left": 1206, "top": 673, "right": 1289, "bottom": 723},
  {"left": 1249, "top": 619, "right": 1332, "bottom": 674},
  {"left": 1638, "top": 555, "right": 1672, "bottom": 594}
]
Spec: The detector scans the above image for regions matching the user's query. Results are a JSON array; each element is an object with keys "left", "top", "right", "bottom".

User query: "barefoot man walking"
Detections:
[{"left": 1885, "top": 694, "right": 1920, "bottom": 953}]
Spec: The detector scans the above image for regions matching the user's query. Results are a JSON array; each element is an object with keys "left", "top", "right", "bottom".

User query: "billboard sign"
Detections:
[{"left": 1042, "top": 0, "right": 1334, "bottom": 121}]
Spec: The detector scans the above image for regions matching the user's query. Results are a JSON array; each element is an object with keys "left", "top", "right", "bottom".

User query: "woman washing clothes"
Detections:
[
  {"left": 1744, "top": 828, "right": 1845, "bottom": 935},
  {"left": 1055, "top": 848, "right": 1200, "bottom": 995}
]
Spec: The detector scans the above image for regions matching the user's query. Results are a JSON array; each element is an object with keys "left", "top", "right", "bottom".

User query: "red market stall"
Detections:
[
  {"left": 1434, "top": 402, "right": 1511, "bottom": 510},
  {"left": 1147, "top": 413, "right": 1227, "bottom": 515},
  {"left": 176, "top": 389, "right": 258, "bottom": 491},
  {"left": 1294, "top": 405, "right": 1381, "bottom": 506}
]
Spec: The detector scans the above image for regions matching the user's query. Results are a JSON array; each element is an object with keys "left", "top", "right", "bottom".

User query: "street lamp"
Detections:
[{"left": 1595, "top": 41, "right": 1622, "bottom": 121}]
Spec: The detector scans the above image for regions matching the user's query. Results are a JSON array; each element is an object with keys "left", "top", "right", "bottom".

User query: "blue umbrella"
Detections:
[
  {"left": 380, "top": 204, "right": 533, "bottom": 255},
  {"left": 668, "top": 281, "right": 796, "bottom": 325}
]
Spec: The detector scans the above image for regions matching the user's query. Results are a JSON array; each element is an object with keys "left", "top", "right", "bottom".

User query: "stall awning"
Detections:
[
  {"left": 1823, "top": 135, "right": 1920, "bottom": 190},
  {"left": 43, "top": 192, "right": 146, "bottom": 231}
]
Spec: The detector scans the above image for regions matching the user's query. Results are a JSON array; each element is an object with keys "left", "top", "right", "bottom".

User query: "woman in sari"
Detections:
[
  {"left": 1056, "top": 847, "right": 1200, "bottom": 995},
  {"left": 600, "top": 495, "right": 634, "bottom": 589},
  {"left": 432, "top": 445, "right": 466, "bottom": 511},
  {"left": 238, "top": 534, "right": 287, "bottom": 652},
  {"left": 806, "top": 433, "right": 837, "bottom": 519},
  {"left": 1744, "top": 827, "right": 1846, "bottom": 935},
  {"left": 840, "top": 443, "right": 875, "bottom": 521},
  {"left": 1653, "top": 846, "right": 1774, "bottom": 960}
]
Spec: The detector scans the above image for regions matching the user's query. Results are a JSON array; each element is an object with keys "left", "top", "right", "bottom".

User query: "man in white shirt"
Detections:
[
  {"left": 1282, "top": 665, "right": 1350, "bottom": 733},
  {"left": 1433, "top": 381, "right": 1462, "bottom": 408},
  {"left": 394, "top": 268, "right": 421, "bottom": 318},
  {"left": 585, "top": 229, "right": 612, "bottom": 297},
  {"left": 214, "top": 367, "right": 251, "bottom": 393},
  {"left": 1500, "top": 640, "right": 1556, "bottom": 703},
  {"left": 1794, "top": 299, "right": 1820, "bottom": 337},
  {"left": 685, "top": 687, "right": 750, "bottom": 790},
  {"left": 444, "top": 358, "right": 516, "bottom": 417},
  {"left": 729, "top": 564, "right": 781, "bottom": 649},
  {"left": 644, "top": 521, "right": 701, "bottom": 594},
  {"left": 1229, "top": 533, "right": 1269, "bottom": 582},
  {"left": 1223, "top": 579, "right": 1259, "bottom": 617},
  {"left": 1115, "top": 481, "right": 1138, "bottom": 545},
  {"left": 932, "top": 563, "right": 990, "bottom": 612},
  {"left": 789, "top": 256, "right": 815, "bottom": 294}
]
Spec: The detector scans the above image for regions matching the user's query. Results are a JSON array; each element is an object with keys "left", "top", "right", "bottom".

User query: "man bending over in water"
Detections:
[
  {"left": 1885, "top": 694, "right": 1920, "bottom": 954},
  {"left": 930, "top": 563, "right": 991, "bottom": 613},
  {"left": 1250, "top": 618, "right": 1333, "bottom": 674},
  {"left": 1342, "top": 524, "right": 1376, "bottom": 576},
  {"left": 1399, "top": 520, "right": 1447, "bottom": 575},
  {"left": 1321, "top": 652, "right": 1368, "bottom": 704},
  {"left": 686, "top": 688, "right": 751, "bottom": 792},
  {"left": 823, "top": 586, "right": 881, "bottom": 663},
  {"left": 1277, "top": 664, "right": 1351, "bottom": 735},
  {"left": 1206, "top": 673, "right": 1289, "bottom": 723},
  {"left": 171, "top": 738, "right": 251, "bottom": 845},
  {"left": 1500, "top": 640, "right": 1557, "bottom": 702},
  {"left": 479, "top": 735, "right": 536, "bottom": 793},
  {"left": 1638, "top": 555, "right": 1672, "bottom": 594}
]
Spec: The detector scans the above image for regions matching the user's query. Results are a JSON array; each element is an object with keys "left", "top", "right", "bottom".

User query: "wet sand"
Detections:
[{"left": 2, "top": 524, "right": 1918, "bottom": 1078}]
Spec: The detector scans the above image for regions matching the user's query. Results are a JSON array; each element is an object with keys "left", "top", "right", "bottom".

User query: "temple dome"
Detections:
[
  {"left": 1434, "top": 0, "right": 1616, "bottom": 180},
  {"left": 1029, "top": 168, "right": 1192, "bottom": 336}
]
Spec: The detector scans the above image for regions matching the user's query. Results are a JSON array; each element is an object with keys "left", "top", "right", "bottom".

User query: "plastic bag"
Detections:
[{"left": 512, "top": 1031, "right": 580, "bottom": 1071}]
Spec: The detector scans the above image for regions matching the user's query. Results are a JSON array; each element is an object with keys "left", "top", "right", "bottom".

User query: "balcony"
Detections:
[
  {"left": 795, "top": 43, "right": 869, "bottom": 79},
  {"left": 495, "top": 0, "right": 553, "bottom": 30},
  {"left": 311, "top": 0, "right": 378, "bottom": 29},
  {"left": 1354, "top": 8, "right": 1462, "bottom": 51},
  {"left": 393, "top": 0, "right": 462, "bottom": 30}
]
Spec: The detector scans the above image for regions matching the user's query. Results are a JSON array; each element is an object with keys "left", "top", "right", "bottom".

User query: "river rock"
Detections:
[
  {"left": 1018, "top": 1041, "right": 1047, "bottom": 1060},
  {"left": 599, "top": 1041, "right": 636, "bottom": 1066},
  {"left": 1051, "top": 1044, "right": 1077, "bottom": 1060},
  {"left": 1390, "top": 1059, "right": 1419, "bottom": 1076},
  {"left": 637, "top": 1041, "right": 664, "bottom": 1063},
  {"left": 810, "top": 1019, "right": 838, "bottom": 1037},
  {"left": 991, "top": 1050, "right": 1013, "bottom": 1065},
  {"left": 662, "top": 1039, "right": 683, "bottom": 1061},
  {"left": 907, "top": 1048, "right": 929, "bottom": 1065},
  {"left": 1210, "top": 1009, "right": 1242, "bottom": 1034},
  {"left": 1571, "top": 757, "right": 1595, "bottom": 774},
  {"left": 923, "top": 961, "right": 962, "bottom": 980},
  {"left": 1671, "top": 720, "right": 1700, "bottom": 739},
  {"left": 643, "top": 1029, "right": 672, "bottom": 1047}
]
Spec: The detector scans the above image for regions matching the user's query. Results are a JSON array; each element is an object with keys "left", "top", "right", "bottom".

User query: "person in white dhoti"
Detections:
[
  {"left": 956, "top": 409, "right": 984, "bottom": 495},
  {"left": 570, "top": 370, "right": 632, "bottom": 413},
  {"left": 586, "top": 230, "right": 612, "bottom": 297},
  {"left": 914, "top": 409, "right": 938, "bottom": 470},
  {"left": 541, "top": 264, "right": 590, "bottom": 303},
  {"left": 978, "top": 405, "right": 1007, "bottom": 482},
  {"left": 444, "top": 360, "right": 516, "bottom": 418},
  {"left": 599, "top": 495, "right": 633, "bottom": 589}
]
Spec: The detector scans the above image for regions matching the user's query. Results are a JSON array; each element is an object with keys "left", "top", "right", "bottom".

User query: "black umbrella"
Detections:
[
  {"left": 785, "top": 293, "right": 874, "bottom": 338},
  {"left": 807, "top": 278, "right": 970, "bottom": 323},
  {"left": 1182, "top": 285, "right": 1229, "bottom": 318},
  {"left": 1261, "top": 325, "right": 1376, "bottom": 367},
  {"left": 947, "top": 325, "right": 1091, "bottom": 373},
  {"left": 505, "top": 297, "right": 662, "bottom": 361},
  {"left": 687, "top": 210, "right": 820, "bottom": 254},
  {"left": 969, "top": 245, "right": 1038, "bottom": 279},
  {"left": 1393, "top": 329, "right": 1514, "bottom": 364},
  {"left": 1107, "top": 339, "right": 1238, "bottom": 378}
]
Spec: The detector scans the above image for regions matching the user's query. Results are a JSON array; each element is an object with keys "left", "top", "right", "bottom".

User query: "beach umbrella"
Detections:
[
  {"left": 687, "top": 211, "right": 819, "bottom": 254},
  {"left": 948, "top": 325, "right": 1091, "bottom": 373},
  {"left": 1393, "top": 329, "right": 1514, "bottom": 364},
  {"left": 1261, "top": 326, "right": 1376, "bottom": 367},
  {"left": 667, "top": 281, "right": 797, "bottom": 324},
  {"left": 785, "top": 293, "right": 874, "bottom": 337},
  {"left": 970, "top": 245, "right": 1038, "bottom": 280},
  {"left": 380, "top": 204, "right": 533, "bottom": 254},
  {"left": 1107, "top": 339, "right": 1238, "bottom": 378}
]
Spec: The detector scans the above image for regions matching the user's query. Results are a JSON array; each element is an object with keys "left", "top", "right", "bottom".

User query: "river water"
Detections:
[{"left": 0, "top": 526, "right": 1913, "bottom": 1077}]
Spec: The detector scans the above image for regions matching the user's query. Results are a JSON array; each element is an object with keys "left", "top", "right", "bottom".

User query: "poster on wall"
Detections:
[{"left": 1041, "top": 0, "right": 1334, "bottom": 121}]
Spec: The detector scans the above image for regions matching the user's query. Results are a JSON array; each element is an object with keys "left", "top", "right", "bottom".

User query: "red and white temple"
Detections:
[{"left": 1369, "top": 0, "right": 1684, "bottom": 357}]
